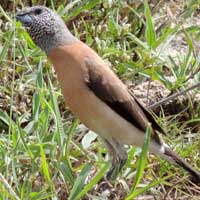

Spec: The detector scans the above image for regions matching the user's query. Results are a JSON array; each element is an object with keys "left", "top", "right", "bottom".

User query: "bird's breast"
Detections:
[{"left": 48, "top": 43, "right": 145, "bottom": 147}]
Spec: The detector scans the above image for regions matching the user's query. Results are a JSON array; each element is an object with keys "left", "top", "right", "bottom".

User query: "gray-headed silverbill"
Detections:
[{"left": 16, "top": 6, "right": 200, "bottom": 183}]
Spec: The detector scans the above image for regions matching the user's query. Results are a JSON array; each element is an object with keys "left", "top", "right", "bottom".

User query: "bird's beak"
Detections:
[{"left": 16, "top": 14, "right": 33, "bottom": 26}]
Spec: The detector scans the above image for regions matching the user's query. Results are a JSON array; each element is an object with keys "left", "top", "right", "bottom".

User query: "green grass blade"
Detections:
[
  {"left": 48, "top": 77, "right": 65, "bottom": 149},
  {"left": 64, "top": 0, "right": 101, "bottom": 21},
  {"left": 17, "top": 124, "right": 34, "bottom": 159},
  {"left": 0, "top": 6, "right": 13, "bottom": 23},
  {"left": 127, "top": 33, "right": 148, "bottom": 49},
  {"left": 126, "top": 175, "right": 172, "bottom": 199},
  {"left": 32, "top": 93, "right": 40, "bottom": 121},
  {"left": 0, "top": 173, "right": 21, "bottom": 200},
  {"left": 40, "top": 143, "right": 51, "bottom": 183},
  {"left": 36, "top": 59, "right": 43, "bottom": 88},
  {"left": 0, "top": 110, "right": 12, "bottom": 126},
  {"left": 154, "top": 27, "right": 178, "bottom": 48},
  {"left": 65, "top": 118, "right": 79, "bottom": 170},
  {"left": 126, "top": 124, "right": 151, "bottom": 199},
  {"left": 58, "top": 161, "right": 74, "bottom": 186},
  {"left": 144, "top": 0, "right": 156, "bottom": 48},
  {"left": 0, "top": 31, "right": 14, "bottom": 64},
  {"left": 68, "top": 163, "right": 92, "bottom": 200},
  {"left": 76, "top": 162, "right": 110, "bottom": 199}
]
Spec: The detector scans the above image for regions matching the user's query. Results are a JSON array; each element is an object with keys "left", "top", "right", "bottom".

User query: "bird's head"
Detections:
[{"left": 16, "top": 6, "right": 77, "bottom": 54}]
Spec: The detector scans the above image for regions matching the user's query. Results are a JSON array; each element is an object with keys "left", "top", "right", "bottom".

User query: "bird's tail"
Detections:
[{"left": 162, "top": 145, "right": 200, "bottom": 183}]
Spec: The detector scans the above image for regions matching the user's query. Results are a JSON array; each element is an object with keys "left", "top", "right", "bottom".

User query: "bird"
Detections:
[{"left": 16, "top": 6, "right": 200, "bottom": 183}]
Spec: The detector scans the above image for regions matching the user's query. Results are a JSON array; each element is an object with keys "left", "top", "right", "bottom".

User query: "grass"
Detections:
[{"left": 0, "top": 0, "right": 200, "bottom": 199}]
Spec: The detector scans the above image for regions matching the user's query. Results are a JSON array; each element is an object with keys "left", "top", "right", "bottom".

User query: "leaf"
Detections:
[{"left": 81, "top": 131, "right": 97, "bottom": 149}]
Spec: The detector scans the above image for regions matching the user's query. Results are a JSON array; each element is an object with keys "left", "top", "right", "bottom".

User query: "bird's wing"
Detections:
[
  {"left": 85, "top": 57, "right": 165, "bottom": 144},
  {"left": 128, "top": 90, "right": 166, "bottom": 135}
]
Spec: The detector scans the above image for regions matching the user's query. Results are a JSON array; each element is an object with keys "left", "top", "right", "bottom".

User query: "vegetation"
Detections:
[{"left": 0, "top": 0, "right": 200, "bottom": 199}]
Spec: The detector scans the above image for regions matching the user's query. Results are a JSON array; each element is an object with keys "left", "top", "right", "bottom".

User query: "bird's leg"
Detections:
[
  {"left": 104, "top": 138, "right": 127, "bottom": 180},
  {"left": 104, "top": 139, "right": 118, "bottom": 180}
]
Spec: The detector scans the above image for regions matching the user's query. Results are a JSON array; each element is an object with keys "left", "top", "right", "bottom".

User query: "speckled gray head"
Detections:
[{"left": 16, "top": 6, "right": 77, "bottom": 54}]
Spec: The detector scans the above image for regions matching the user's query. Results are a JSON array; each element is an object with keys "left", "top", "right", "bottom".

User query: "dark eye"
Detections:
[{"left": 34, "top": 8, "right": 42, "bottom": 15}]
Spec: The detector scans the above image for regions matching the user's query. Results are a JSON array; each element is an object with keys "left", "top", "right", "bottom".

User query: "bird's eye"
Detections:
[{"left": 34, "top": 8, "right": 42, "bottom": 15}]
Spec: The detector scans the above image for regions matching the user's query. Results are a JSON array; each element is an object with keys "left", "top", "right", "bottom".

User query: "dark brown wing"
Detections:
[
  {"left": 128, "top": 90, "right": 165, "bottom": 135},
  {"left": 85, "top": 57, "right": 164, "bottom": 144}
]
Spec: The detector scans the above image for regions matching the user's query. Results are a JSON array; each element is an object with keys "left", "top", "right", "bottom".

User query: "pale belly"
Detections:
[
  {"left": 60, "top": 83, "right": 164, "bottom": 156},
  {"left": 64, "top": 87, "right": 146, "bottom": 147},
  {"left": 49, "top": 45, "right": 163, "bottom": 155}
]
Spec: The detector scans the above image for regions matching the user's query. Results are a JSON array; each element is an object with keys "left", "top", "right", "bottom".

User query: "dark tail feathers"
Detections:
[{"left": 164, "top": 146, "right": 200, "bottom": 184}]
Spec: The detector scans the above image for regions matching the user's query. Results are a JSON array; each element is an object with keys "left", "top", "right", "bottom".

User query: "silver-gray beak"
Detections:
[{"left": 16, "top": 14, "right": 33, "bottom": 26}]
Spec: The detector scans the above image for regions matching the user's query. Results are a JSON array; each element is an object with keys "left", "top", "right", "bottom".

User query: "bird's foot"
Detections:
[{"left": 106, "top": 158, "right": 127, "bottom": 181}]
